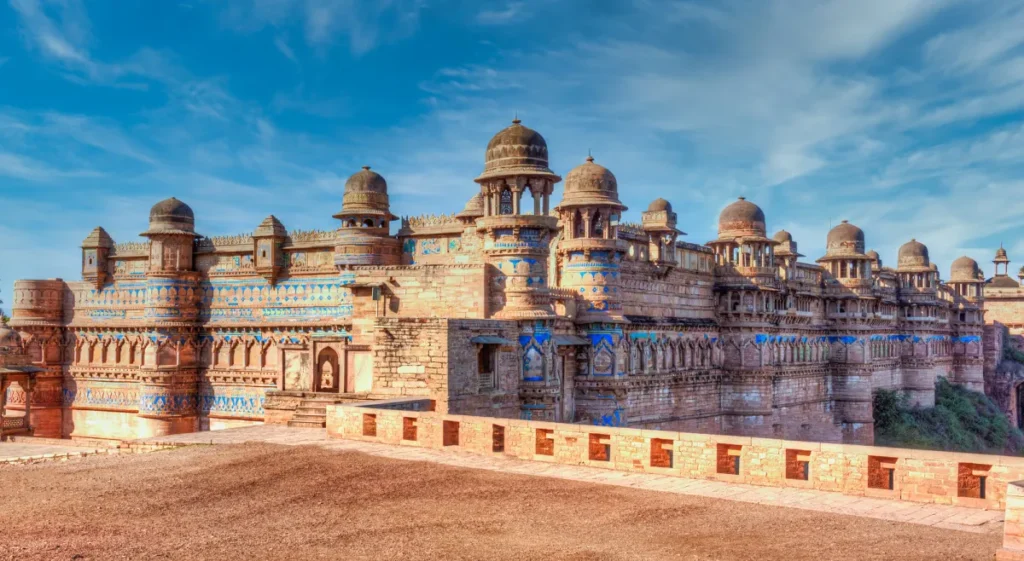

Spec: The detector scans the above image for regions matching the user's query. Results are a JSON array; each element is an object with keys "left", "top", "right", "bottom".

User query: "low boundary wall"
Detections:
[{"left": 328, "top": 401, "right": 1024, "bottom": 511}]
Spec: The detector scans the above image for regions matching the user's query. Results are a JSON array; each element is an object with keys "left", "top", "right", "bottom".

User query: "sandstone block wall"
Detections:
[{"left": 328, "top": 402, "right": 1024, "bottom": 511}]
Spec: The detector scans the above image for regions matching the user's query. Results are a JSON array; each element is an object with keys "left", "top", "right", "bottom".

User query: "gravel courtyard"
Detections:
[{"left": 0, "top": 443, "right": 1000, "bottom": 561}]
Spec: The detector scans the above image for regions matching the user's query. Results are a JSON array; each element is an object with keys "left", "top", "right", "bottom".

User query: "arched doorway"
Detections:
[{"left": 314, "top": 348, "right": 340, "bottom": 393}]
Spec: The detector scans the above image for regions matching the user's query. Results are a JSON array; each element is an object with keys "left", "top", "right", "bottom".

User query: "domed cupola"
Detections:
[
  {"left": 707, "top": 197, "right": 776, "bottom": 271},
  {"left": 717, "top": 197, "right": 767, "bottom": 239},
  {"left": 475, "top": 118, "right": 557, "bottom": 181},
  {"left": 817, "top": 220, "right": 871, "bottom": 281},
  {"left": 333, "top": 166, "right": 396, "bottom": 222},
  {"left": 556, "top": 156, "right": 624, "bottom": 210},
  {"left": 897, "top": 238, "right": 930, "bottom": 271},
  {"left": 950, "top": 256, "right": 981, "bottom": 282},
  {"left": 824, "top": 220, "right": 866, "bottom": 257},
  {"left": 772, "top": 230, "right": 802, "bottom": 264},
  {"left": 142, "top": 197, "right": 197, "bottom": 236}
]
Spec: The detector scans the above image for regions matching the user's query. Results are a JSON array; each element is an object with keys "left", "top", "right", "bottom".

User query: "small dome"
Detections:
[
  {"left": 996, "top": 246, "right": 1010, "bottom": 261},
  {"left": 457, "top": 192, "right": 485, "bottom": 219},
  {"left": 476, "top": 119, "right": 556, "bottom": 181},
  {"left": 950, "top": 256, "right": 981, "bottom": 282},
  {"left": 866, "top": 249, "right": 880, "bottom": 261},
  {"left": 648, "top": 198, "right": 672, "bottom": 212},
  {"left": 0, "top": 324, "right": 22, "bottom": 352},
  {"left": 825, "top": 220, "right": 866, "bottom": 256},
  {"left": 718, "top": 197, "right": 766, "bottom": 238},
  {"left": 559, "top": 156, "right": 623, "bottom": 208},
  {"left": 773, "top": 230, "right": 793, "bottom": 243},
  {"left": 336, "top": 166, "right": 394, "bottom": 219},
  {"left": 145, "top": 197, "right": 195, "bottom": 235},
  {"left": 897, "top": 238, "right": 930, "bottom": 269}
]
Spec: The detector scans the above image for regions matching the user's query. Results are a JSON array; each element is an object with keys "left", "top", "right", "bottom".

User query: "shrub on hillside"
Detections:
[{"left": 874, "top": 377, "right": 1024, "bottom": 454}]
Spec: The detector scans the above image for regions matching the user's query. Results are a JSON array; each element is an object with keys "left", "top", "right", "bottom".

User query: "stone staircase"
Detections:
[{"left": 287, "top": 394, "right": 337, "bottom": 428}]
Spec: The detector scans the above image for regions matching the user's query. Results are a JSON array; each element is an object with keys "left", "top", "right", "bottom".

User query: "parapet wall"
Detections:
[{"left": 327, "top": 401, "right": 1024, "bottom": 511}]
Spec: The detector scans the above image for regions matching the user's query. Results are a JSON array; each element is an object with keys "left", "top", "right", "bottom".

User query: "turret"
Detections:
[
  {"left": 333, "top": 166, "right": 401, "bottom": 267},
  {"left": 474, "top": 118, "right": 561, "bottom": 319},
  {"left": 554, "top": 155, "right": 627, "bottom": 323},
  {"left": 641, "top": 198, "right": 682, "bottom": 266},
  {"left": 81, "top": 227, "right": 113, "bottom": 289},
  {"left": 253, "top": 215, "right": 286, "bottom": 285}
]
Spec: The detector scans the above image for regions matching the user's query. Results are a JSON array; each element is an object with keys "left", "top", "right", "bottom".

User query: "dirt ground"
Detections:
[{"left": 0, "top": 443, "right": 1000, "bottom": 561}]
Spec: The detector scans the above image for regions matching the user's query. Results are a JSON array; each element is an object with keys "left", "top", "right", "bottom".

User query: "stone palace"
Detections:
[{"left": 4, "top": 118, "right": 1024, "bottom": 445}]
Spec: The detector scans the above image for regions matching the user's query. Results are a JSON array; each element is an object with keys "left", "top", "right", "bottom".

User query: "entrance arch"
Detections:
[{"left": 314, "top": 348, "right": 340, "bottom": 393}]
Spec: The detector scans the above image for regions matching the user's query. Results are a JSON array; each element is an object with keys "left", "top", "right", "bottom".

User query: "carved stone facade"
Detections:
[{"left": 5, "top": 119, "right": 999, "bottom": 444}]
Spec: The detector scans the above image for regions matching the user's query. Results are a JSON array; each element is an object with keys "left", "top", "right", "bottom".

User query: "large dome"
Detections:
[
  {"left": 718, "top": 197, "right": 766, "bottom": 238},
  {"left": 475, "top": 119, "right": 557, "bottom": 181},
  {"left": 824, "top": 220, "right": 866, "bottom": 257},
  {"left": 335, "top": 166, "right": 394, "bottom": 219},
  {"left": 950, "top": 256, "right": 981, "bottom": 282},
  {"left": 897, "top": 238, "right": 930, "bottom": 270},
  {"left": 144, "top": 197, "right": 195, "bottom": 235},
  {"left": 558, "top": 156, "right": 623, "bottom": 209}
]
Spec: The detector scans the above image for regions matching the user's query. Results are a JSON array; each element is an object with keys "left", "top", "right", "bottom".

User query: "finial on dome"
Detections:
[
  {"left": 738, "top": 196, "right": 746, "bottom": 201},
  {"left": 362, "top": 165, "right": 371, "bottom": 170},
  {"left": 586, "top": 149, "right": 594, "bottom": 163},
  {"left": 841, "top": 219, "right": 848, "bottom": 223},
  {"left": 512, "top": 111, "right": 520, "bottom": 125}
]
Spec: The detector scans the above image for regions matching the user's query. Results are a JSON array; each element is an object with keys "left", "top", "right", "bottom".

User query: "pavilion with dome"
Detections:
[{"left": 2, "top": 117, "right": 1010, "bottom": 445}]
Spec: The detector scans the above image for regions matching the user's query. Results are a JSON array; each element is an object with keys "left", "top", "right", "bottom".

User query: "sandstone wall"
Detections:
[{"left": 329, "top": 402, "right": 1024, "bottom": 511}]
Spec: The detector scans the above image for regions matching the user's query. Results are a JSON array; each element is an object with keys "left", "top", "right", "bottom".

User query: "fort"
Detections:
[{"left": 3, "top": 118, "right": 1024, "bottom": 447}]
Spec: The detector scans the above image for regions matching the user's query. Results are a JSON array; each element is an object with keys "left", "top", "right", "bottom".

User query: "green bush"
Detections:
[{"left": 874, "top": 378, "right": 1024, "bottom": 454}]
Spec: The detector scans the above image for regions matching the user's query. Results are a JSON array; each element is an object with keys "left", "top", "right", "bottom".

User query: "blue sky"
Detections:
[{"left": 2, "top": 0, "right": 1024, "bottom": 300}]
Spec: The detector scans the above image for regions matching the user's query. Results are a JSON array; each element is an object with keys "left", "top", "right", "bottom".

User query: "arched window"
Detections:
[
  {"left": 592, "top": 211, "right": 603, "bottom": 238},
  {"left": 499, "top": 188, "right": 513, "bottom": 215},
  {"left": 363, "top": 219, "right": 375, "bottom": 227},
  {"left": 574, "top": 210, "right": 585, "bottom": 239}
]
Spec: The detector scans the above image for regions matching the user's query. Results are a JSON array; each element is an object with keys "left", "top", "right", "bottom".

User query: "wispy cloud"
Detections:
[
  {"left": 218, "top": 0, "right": 427, "bottom": 56},
  {"left": 475, "top": 2, "right": 528, "bottom": 25},
  {"left": 274, "top": 35, "right": 298, "bottom": 63}
]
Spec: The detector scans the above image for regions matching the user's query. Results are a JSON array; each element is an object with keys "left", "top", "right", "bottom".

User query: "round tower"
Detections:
[
  {"left": 554, "top": 155, "right": 627, "bottom": 324},
  {"left": 333, "top": 166, "right": 401, "bottom": 267},
  {"left": 138, "top": 197, "right": 202, "bottom": 437},
  {"left": 474, "top": 119, "right": 561, "bottom": 319}
]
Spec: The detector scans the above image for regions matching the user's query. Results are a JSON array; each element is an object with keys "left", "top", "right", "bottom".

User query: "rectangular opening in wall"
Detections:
[
  {"left": 717, "top": 444, "right": 742, "bottom": 475},
  {"left": 443, "top": 420, "right": 460, "bottom": 447},
  {"left": 868, "top": 456, "right": 898, "bottom": 490},
  {"left": 362, "top": 413, "right": 377, "bottom": 437},
  {"left": 402, "top": 417, "right": 417, "bottom": 441},
  {"left": 492, "top": 424, "right": 505, "bottom": 453},
  {"left": 536, "top": 428, "right": 554, "bottom": 456},
  {"left": 958, "top": 463, "right": 992, "bottom": 499},
  {"left": 651, "top": 438, "right": 674, "bottom": 468},
  {"left": 786, "top": 449, "right": 811, "bottom": 481},
  {"left": 589, "top": 433, "right": 611, "bottom": 462}
]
